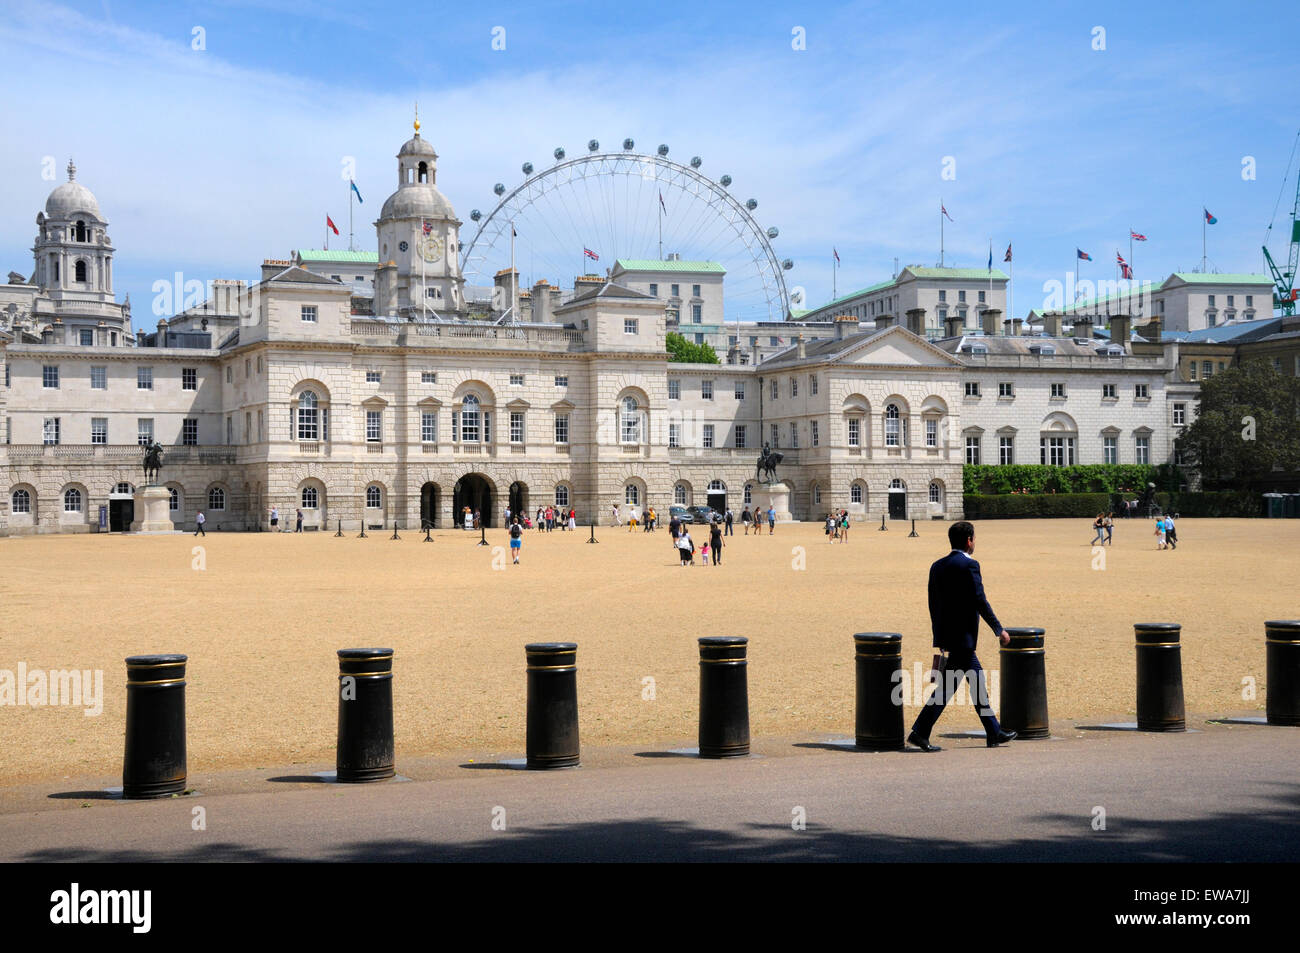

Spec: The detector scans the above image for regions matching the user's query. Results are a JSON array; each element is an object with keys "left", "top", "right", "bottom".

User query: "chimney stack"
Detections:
[
  {"left": 944, "top": 314, "right": 964, "bottom": 338},
  {"left": 833, "top": 314, "right": 857, "bottom": 340},
  {"left": 980, "top": 308, "right": 1002, "bottom": 336},
  {"left": 905, "top": 308, "right": 926, "bottom": 336},
  {"left": 531, "top": 280, "right": 552, "bottom": 323},
  {"left": 1042, "top": 312, "right": 1062, "bottom": 337},
  {"left": 796, "top": 334, "right": 806, "bottom": 358},
  {"left": 874, "top": 315, "right": 893, "bottom": 332},
  {"left": 1109, "top": 314, "right": 1132, "bottom": 351},
  {"left": 1072, "top": 315, "right": 1094, "bottom": 338}
]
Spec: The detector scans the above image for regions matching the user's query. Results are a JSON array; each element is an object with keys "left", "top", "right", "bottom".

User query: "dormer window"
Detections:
[
  {"left": 1029, "top": 343, "right": 1055, "bottom": 356},
  {"left": 961, "top": 343, "right": 988, "bottom": 355}
]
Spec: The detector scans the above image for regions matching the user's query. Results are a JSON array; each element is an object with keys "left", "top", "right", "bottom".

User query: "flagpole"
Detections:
[
  {"left": 510, "top": 220, "right": 517, "bottom": 322},
  {"left": 422, "top": 218, "right": 427, "bottom": 321},
  {"left": 658, "top": 203, "right": 663, "bottom": 261},
  {"left": 348, "top": 183, "right": 354, "bottom": 252},
  {"left": 1202, "top": 210, "right": 1207, "bottom": 272},
  {"left": 940, "top": 201, "right": 945, "bottom": 267},
  {"left": 832, "top": 252, "right": 837, "bottom": 300}
]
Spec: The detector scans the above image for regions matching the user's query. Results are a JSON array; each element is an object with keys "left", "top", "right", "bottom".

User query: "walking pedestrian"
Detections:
[
  {"left": 295, "top": 508, "right": 303, "bottom": 533},
  {"left": 767, "top": 505, "right": 776, "bottom": 535},
  {"left": 270, "top": 506, "right": 279, "bottom": 531},
  {"left": 1090, "top": 513, "right": 1106, "bottom": 545},
  {"left": 1103, "top": 512, "right": 1114, "bottom": 545},
  {"left": 509, "top": 517, "right": 524, "bottom": 564},
  {"left": 676, "top": 528, "right": 694, "bottom": 566},
  {"left": 724, "top": 508, "right": 734, "bottom": 536},
  {"left": 741, "top": 507, "right": 752, "bottom": 535},
  {"left": 710, "top": 520, "right": 723, "bottom": 565},
  {"left": 826, "top": 513, "right": 836, "bottom": 542},
  {"left": 840, "top": 510, "right": 850, "bottom": 543},
  {"left": 612, "top": 502, "right": 621, "bottom": 527},
  {"left": 195, "top": 511, "right": 206, "bottom": 536},
  {"left": 1164, "top": 514, "right": 1177, "bottom": 549},
  {"left": 1154, "top": 516, "right": 1167, "bottom": 550},
  {"left": 568, "top": 507, "right": 576, "bottom": 531},
  {"left": 907, "top": 521, "right": 1016, "bottom": 752}
]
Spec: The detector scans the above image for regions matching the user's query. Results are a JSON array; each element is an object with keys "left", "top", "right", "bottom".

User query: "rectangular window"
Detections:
[
  {"left": 554, "top": 414, "right": 569, "bottom": 444},
  {"left": 1135, "top": 436, "right": 1150, "bottom": 464},
  {"left": 668, "top": 422, "right": 680, "bottom": 448},
  {"left": 91, "top": 366, "right": 106, "bottom": 389},
  {"left": 1203, "top": 360, "right": 1213, "bottom": 377},
  {"left": 811, "top": 420, "right": 819, "bottom": 447},
  {"left": 554, "top": 375, "right": 568, "bottom": 388},
  {"left": 1135, "top": 383, "right": 1149, "bottom": 399},
  {"left": 366, "top": 370, "right": 381, "bottom": 383},
  {"left": 1102, "top": 383, "right": 1117, "bottom": 399},
  {"left": 958, "top": 290, "right": 967, "bottom": 303},
  {"left": 701, "top": 379, "right": 713, "bottom": 400},
  {"left": 694, "top": 333, "right": 704, "bottom": 345},
  {"left": 182, "top": 419, "right": 198, "bottom": 446},
  {"left": 790, "top": 378, "right": 799, "bottom": 397},
  {"left": 257, "top": 411, "right": 263, "bottom": 442},
  {"left": 510, "top": 374, "right": 524, "bottom": 386},
  {"left": 734, "top": 381, "right": 745, "bottom": 400},
  {"left": 1246, "top": 295, "right": 1253, "bottom": 307},
  {"left": 422, "top": 412, "right": 437, "bottom": 443},
  {"left": 1050, "top": 383, "right": 1066, "bottom": 398},
  {"left": 366, "top": 410, "right": 381, "bottom": 442},
  {"left": 422, "top": 371, "right": 437, "bottom": 384},
  {"left": 624, "top": 318, "right": 638, "bottom": 334},
  {"left": 1103, "top": 436, "right": 1118, "bottom": 464},
  {"left": 301, "top": 305, "right": 317, "bottom": 323},
  {"left": 648, "top": 283, "right": 658, "bottom": 296},
  {"left": 999, "top": 436, "right": 1015, "bottom": 465},
  {"left": 226, "top": 417, "right": 233, "bottom": 444},
  {"left": 138, "top": 367, "right": 153, "bottom": 390},
  {"left": 998, "top": 382, "right": 1014, "bottom": 398},
  {"left": 668, "top": 379, "right": 680, "bottom": 400},
  {"left": 735, "top": 424, "right": 747, "bottom": 449},
  {"left": 182, "top": 367, "right": 197, "bottom": 390},
  {"left": 245, "top": 412, "right": 251, "bottom": 443},
  {"left": 810, "top": 375, "right": 818, "bottom": 395},
  {"left": 692, "top": 284, "right": 701, "bottom": 297},
  {"left": 138, "top": 418, "right": 153, "bottom": 446},
  {"left": 226, "top": 366, "right": 232, "bottom": 383},
  {"left": 79, "top": 328, "right": 94, "bottom": 346},
  {"left": 925, "top": 419, "right": 937, "bottom": 447},
  {"left": 510, "top": 411, "right": 524, "bottom": 443},
  {"left": 703, "top": 424, "right": 715, "bottom": 449},
  {"left": 965, "top": 436, "right": 980, "bottom": 464},
  {"left": 43, "top": 365, "right": 59, "bottom": 388},
  {"left": 1188, "top": 362, "right": 1198, "bottom": 380},
  {"left": 1208, "top": 295, "right": 1216, "bottom": 307},
  {"left": 770, "top": 379, "right": 779, "bottom": 400},
  {"left": 965, "top": 381, "right": 980, "bottom": 397},
  {"left": 244, "top": 359, "right": 250, "bottom": 378},
  {"left": 692, "top": 304, "right": 702, "bottom": 323},
  {"left": 939, "top": 290, "right": 947, "bottom": 302},
  {"left": 769, "top": 336, "right": 780, "bottom": 347},
  {"left": 848, "top": 418, "right": 861, "bottom": 447},
  {"left": 257, "top": 356, "right": 263, "bottom": 374},
  {"left": 43, "top": 417, "right": 60, "bottom": 445},
  {"left": 978, "top": 290, "right": 986, "bottom": 303},
  {"left": 670, "top": 283, "right": 679, "bottom": 297},
  {"left": 1040, "top": 436, "right": 1075, "bottom": 466},
  {"left": 91, "top": 418, "right": 107, "bottom": 445}
]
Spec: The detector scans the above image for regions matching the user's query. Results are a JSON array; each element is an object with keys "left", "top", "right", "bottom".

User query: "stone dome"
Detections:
[
  {"left": 45, "top": 180, "right": 101, "bottom": 221},
  {"left": 398, "top": 132, "right": 437, "bottom": 158},
  {"left": 380, "top": 183, "right": 456, "bottom": 221}
]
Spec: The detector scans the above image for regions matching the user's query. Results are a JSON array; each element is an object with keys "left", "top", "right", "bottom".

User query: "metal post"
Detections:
[
  {"left": 853, "top": 633, "right": 904, "bottom": 751},
  {"left": 525, "top": 643, "right": 580, "bottom": 769},
  {"left": 390, "top": 519, "right": 400, "bottom": 541},
  {"left": 335, "top": 518, "right": 343, "bottom": 537},
  {"left": 477, "top": 524, "right": 489, "bottom": 546},
  {"left": 698, "top": 637, "right": 750, "bottom": 757},
  {"left": 1135, "top": 623, "right": 1185, "bottom": 732},
  {"left": 357, "top": 520, "right": 367, "bottom": 539},
  {"left": 1266, "top": 620, "right": 1300, "bottom": 726},
  {"left": 587, "top": 522, "right": 598, "bottom": 544},
  {"left": 908, "top": 518, "right": 918, "bottom": 538},
  {"left": 122, "top": 654, "right": 188, "bottom": 799},
  {"left": 336, "top": 648, "right": 395, "bottom": 782},
  {"left": 879, "top": 513, "right": 887, "bottom": 531},
  {"left": 999, "top": 627, "right": 1050, "bottom": 739}
]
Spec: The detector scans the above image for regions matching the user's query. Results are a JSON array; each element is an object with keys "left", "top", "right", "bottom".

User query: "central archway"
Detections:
[
  {"left": 453, "top": 473, "right": 494, "bottom": 528},
  {"left": 420, "top": 482, "right": 441, "bottom": 529},
  {"left": 508, "top": 481, "right": 529, "bottom": 520}
]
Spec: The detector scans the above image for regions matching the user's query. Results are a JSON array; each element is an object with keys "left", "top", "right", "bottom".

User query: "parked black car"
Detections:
[{"left": 686, "top": 505, "right": 719, "bottom": 524}]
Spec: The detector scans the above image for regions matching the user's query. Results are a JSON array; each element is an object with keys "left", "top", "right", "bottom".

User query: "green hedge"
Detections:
[
  {"left": 962, "top": 464, "right": 1168, "bottom": 496},
  {"left": 963, "top": 490, "right": 1260, "bottom": 519}
]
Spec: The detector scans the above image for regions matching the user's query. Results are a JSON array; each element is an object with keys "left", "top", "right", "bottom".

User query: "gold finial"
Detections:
[{"left": 414, "top": 102, "right": 420, "bottom": 134}]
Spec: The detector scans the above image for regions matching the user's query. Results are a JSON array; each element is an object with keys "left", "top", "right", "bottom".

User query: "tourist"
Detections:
[
  {"left": 568, "top": 507, "right": 576, "bottom": 531},
  {"left": 741, "top": 507, "right": 752, "bottom": 534},
  {"left": 628, "top": 507, "right": 638, "bottom": 532},
  {"left": 295, "top": 508, "right": 303, "bottom": 533},
  {"left": 504, "top": 505, "right": 512, "bottom": 527},
  {"left": 840, "top": 510, "right": 850, "bottom": 543},
  {"left": 536, "top": 506, "right": 545, "bottom": 532},
  {"left": 700, "top": 539, "right": 710, "bottom": 565},
  {"left": 644, "top": 505, "right": 654, "bottom": 532},
  {"left": 724, "top": 508, "right": 734, "bottom": 536},
  {"left": 677, "top": 527, "right": 694, "bottom": 566},
  {"left": 1154, "top": 516, "right": 1167, "bottom": 550},
  {"left": 195, "top": 510, "right": 206, "bottom": 536},
  {"left": 710, "top": 519, "right": 723, "bottom": 565},
  {"left": 1090, "top": 513, "right": 1105, "bottom": 545},
  {"left": 509, "top": 517, "right": 524, "bottom": 564},
  {"left": 1164, "top": 514, "right": 1177, "bottom": 549},
  {"left": 1103, "top": 513, "right": 1114, "bottom": 545},
  {"left": 767, "top": 505, "right": 776, "bottom": 535},
  {"left": 473, "top": 509, "right": 481, "bottom": 530},
  {"left": 270, "top": 506, "right": 279, "bottom": 531},
  {"left": 668, "top": 514, "right": 681, "bottom": 543},
  {"left": 825, "top": 513, "right": 836, "bottom": 542},
  {"left": 612, "top": 502, "right": 621, "bottom": 527},
  {"left": 647, "top": 506, "right": 657, "bottom": 532}
]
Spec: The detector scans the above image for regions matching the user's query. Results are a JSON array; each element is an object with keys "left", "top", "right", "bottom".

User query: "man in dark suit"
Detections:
[{"left": 908, "top": 520, "right": 1017, "bottom": 752}]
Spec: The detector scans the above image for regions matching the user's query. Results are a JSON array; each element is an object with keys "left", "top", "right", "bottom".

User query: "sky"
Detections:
[{"left": 1, "top": 0, "right": 1298, "bottom": 324}]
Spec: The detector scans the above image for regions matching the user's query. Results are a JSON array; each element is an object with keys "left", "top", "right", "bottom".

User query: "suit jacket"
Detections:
[{"left": 928, "top": 550, "right": 1002, "bottom": 652}]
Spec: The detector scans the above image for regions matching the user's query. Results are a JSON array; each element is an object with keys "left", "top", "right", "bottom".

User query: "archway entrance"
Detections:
[
  {"left": 707, "top": 479, "right": 727, "bottom": 514},
  {"left": 888, "top": 479, "right": 907, "bottom": 520},
  {"left": 420, "top": 482, "right": 440, "bottom": 529},
  {"left": 453, "top": 474, "right": 493, "bottom": 528},
  {"left": 508, "top": 481, "right": 528, "bottom": 521}
]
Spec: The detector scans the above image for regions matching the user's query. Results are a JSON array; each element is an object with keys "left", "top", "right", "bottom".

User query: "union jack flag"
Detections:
[
  {"left": 584, "top": 247, "right": 599, "bottom": 261},
  {"left": 1130, "top": 230, "right": 1147, "bottom": 241}
]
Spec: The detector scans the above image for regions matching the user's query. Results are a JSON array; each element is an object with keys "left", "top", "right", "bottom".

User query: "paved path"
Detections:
[{"left": 2, "top": 717, "right": 1296, "bottom": 862}]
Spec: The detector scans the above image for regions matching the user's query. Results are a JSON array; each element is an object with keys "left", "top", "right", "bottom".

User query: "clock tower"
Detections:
[{"left": 374, "top": 114, "right": 465, "bottom": 317}]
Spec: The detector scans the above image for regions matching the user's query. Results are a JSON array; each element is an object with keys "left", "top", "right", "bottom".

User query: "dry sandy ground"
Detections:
[{"left": 0, "top": 518, "right": 1293, "bottom": 785}]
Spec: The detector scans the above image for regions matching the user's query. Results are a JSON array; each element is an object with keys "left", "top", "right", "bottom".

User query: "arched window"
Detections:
[
  {"left": 461, "top": 394, "right": 481, "bottom": 442},
  {"left": 208, "top": 487, "right": 226, "bottom": 510},
  {"left": 555, "top": 484, "right": 570, "bottom": 508},
  {"left": 708, "top": 479, "right": 726, "bottom": 493},
  {"left": 74, "top": 260, "right": 87, "bottom": 282},
  {"left": 744, "top": 483, "right": 753, "bottom": 505},
  {"left": 621, "top": 396, "right": 641, "bottom": 443},
  {"left": 890, "top": 478, "right": 905, "bottom": 491},
  {"left": 814, "top": 485, "right": 822, "bottom": 504},
  {"left": 297, "top": 390, "right": 318, "bottom": 440},
  {"left": 625, "top": 483, "right": 640, "bottom": 505},
  {"left": 168, "top": 487, "right": 179, "bottom": 511},
  {"left": 301, "top": 486, "right": 318, "bottom": 509},
  {"left": 885, "top": 403, "right": 904, "bottom": 446},
  {"left": 674, "top": 484, "right": 687, "bottom": 505},
  {"left": 11, "top": 489, "right": 31, "bottom": 513},
  {"left": 418, "top": 161, "right": 428, "bottom": 183},
  {"left": 366, "top": 486, "right": 382, "bottom": 508},
  {"left": 929, "top": 481, "right": 943, "bottom": 504},
  {"left": 850, "top": 484, "right": 863, "bottom": 504},
  {"left": 64, "top": 488, "right": 82, "bottom": 512},
  {"left": 115, "top": 482, "right": 133, "bottom": 495}
]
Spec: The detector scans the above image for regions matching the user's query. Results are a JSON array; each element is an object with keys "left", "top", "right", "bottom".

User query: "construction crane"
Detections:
[{"left": 1263, "top": 128, "right": 1300, "bottom": 315}]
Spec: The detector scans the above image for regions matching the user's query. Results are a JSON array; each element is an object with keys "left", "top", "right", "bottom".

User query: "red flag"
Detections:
[
  {"left": 659, "top": 191, "right": 667, "bottom": 215},
  {"left": 1116, "top": 251, "right": 1132, "bottom": 279},
  {"left": 326, "top": 215, "right": 339, "bottom": 235}
]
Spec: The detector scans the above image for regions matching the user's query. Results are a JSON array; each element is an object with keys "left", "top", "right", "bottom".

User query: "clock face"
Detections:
[
  {"left": 398, "top": 240, "right": 409, "bottom": 252},
  {"left": 418, "top": 235, "right": 444, "bottom": 263}
]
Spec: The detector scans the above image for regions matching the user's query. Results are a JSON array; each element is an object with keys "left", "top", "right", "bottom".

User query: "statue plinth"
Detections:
[
  {"left": 749, "top": 482, "right": 792, "bottom": 523},
  {"left": 130, "top": 486, "right": 178, "bottom": 534}
]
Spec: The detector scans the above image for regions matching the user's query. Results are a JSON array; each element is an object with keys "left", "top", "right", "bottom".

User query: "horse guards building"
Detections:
[{"left": 0, "top": 122, "right": 1250, "bottom": 534}]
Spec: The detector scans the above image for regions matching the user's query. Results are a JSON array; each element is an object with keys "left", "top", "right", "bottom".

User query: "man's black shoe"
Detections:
[
  {"left": 987, "top": 730, "right": 1018, "bottom": 747},
  {"left": 907, "top": 731, "right": 941, "bottom": 753}
]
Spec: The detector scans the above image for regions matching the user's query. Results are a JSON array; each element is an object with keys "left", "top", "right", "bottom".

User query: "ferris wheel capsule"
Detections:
[
  {"left": 470, "top": 209, "right": 482, "bottom": 222},
  {"left": 767, "top": 226, "right": 779, "bottom": 239},
  {"left": 494, "top": 183, "right": 505, "bottom": 196},
  {"left": 622, "top": 138, "right": 635, "bottom": 150},
  {"left": 690, "top": 156, "right": 702, "bottom": 168},
  {"left": 745, "top": 198, "right": 758, "bottom": 211},
  {"left": 553, "top": 147, "right": 565, "bottom": 161},
  {"left": 657, "top": 144, "right": 669, "bottom": 156},
  {"left": 782, "top": 259, "right": 794, "bottom": 270},
  {"left": 522, "top": 162, "right": 534, "bottom": 175},
  {"left": 719, "top": 174, "right": 732, "bottom": 187},
  {"left": 588, "top": 139, "right": 600, "bottom": 152}
]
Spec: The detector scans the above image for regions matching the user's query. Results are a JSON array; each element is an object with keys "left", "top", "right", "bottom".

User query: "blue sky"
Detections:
[{"left": 1, "top": 0, "right": 1298, "bottom": 323}]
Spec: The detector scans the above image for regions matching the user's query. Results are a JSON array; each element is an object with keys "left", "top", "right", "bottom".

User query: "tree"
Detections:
[
  {"left": 1176, "top": 360, "right": 1300, "bottom": 490},
  {"left": 665, "top": 331, "right": 719, "bottom": 364}
]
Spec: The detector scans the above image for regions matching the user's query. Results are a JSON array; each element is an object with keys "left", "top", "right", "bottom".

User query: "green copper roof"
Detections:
[
  {"left": 1167, "top": 272, "right": 1273, "bottom": 285},
  {"left": 905, "top": 266, "right": 1009, "bottom": 280},
  {"left": 295, "top": 249, "right": 379, "bottom": 263},
  {"left": 614, "top": 259, "right": 726, "bottom": 274}
]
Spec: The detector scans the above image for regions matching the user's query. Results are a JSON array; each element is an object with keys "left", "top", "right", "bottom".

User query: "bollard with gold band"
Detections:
[
  {"left": 698, "top": 637, "right": 750, "bottom": 757},
  {"left": 999, "top": 627, "right": 1050, "bottom": 739},
  {"left": 336, "top": 648, "right": 396, "bottom": 782},
  {"left": 1266, "top": 620, "right": 1300, "bottom": 726},
  {"left": 853, "top": 633, "right": 904, "bottom": 751},
  {"left": 526, "top": 643, "right": 580, "bottom": 769},
  {"left": 122, "top": 654, "right": 188, "bottom": 799},
  {"left": 1135, "top": 623, "right": 1185, "bottom": 732}
]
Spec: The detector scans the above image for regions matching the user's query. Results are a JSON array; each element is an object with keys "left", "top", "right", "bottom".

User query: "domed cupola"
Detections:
[
  {"left": 44, "top": 160, "right": 103, "bottom": 222},
  {"left": 381, "top": 110, "right": 457, "bottom": 222}
]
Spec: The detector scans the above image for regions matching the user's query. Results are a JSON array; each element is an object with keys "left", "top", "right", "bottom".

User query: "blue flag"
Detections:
[{"left": 351, "top": 180, "right": 363, "bottom": 204}]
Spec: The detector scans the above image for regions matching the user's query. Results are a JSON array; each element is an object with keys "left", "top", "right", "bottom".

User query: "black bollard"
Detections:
[
  {"left": 357, "top": 520, "right": 367, "bottom": 538},
  {"left": 525, "top": 643, "right": 580, "bottom": 769},
  {"left": 879, "top": 513, "right": 887, "bottom": 531},
  {"left": 1266, "top": 620, "right": 1300, "bottom": 726},
  {"left": 999, "top": 627, "right": 1050, "bottom": 739},
  {"left": 122, "top": 654, "right": 188, "bottom": 799},
  {"left": 336, "top": 648, "right": 395, "bottom": 782},
  {"left": 587, "top": 522, "right": 599, "bottom": 544},
  {"left": 335, "top": 518, "right": 343, "bottom": 537},
  {"left": 390, "top": 519, "right": 400, "bottom": 541},
  {"left": 853, "top": 633, "right": 904, "bottom": 751},
  {"left": 477, "top": 524, "right": 489, "bottom": 546},
  {"left": 698, "top": 637, "right": 750, "bottom": 757},
  {"left": 908, "top": 518, "right": 918, "bottom": 538},
  {"left": 1135, "top": 623, "right": 1185, "bottom": 732}
]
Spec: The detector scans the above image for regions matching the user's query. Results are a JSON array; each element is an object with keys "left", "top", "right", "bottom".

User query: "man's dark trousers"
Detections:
[{"left": 911, "top": 648, "right": 1003, "bottom": 741}]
